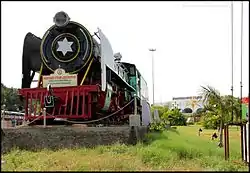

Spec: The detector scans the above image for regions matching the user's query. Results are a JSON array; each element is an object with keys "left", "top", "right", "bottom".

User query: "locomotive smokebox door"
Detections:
[{"left": 40, "top": 13, "right": 94, "bottom": 74}]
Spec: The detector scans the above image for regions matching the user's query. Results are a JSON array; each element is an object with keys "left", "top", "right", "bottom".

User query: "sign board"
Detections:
[
  {"left": 241, "top": 97, "right": 249, "bottom": 121},
  {"left": 42, "top": 68, "right": 77, "bottom": 88}
]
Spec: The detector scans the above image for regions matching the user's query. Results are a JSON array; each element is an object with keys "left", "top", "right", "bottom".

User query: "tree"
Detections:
[
  {"left": 201, "top": 111, "right": 220, "bottom": 129},
  {"left": 149, "top": 106, "right": 186, "bottom": 131},
  {"left": 162, "top": 108, "right": 187, "bottom": 126},
  {"left": 151, "top": 105, "right": 169, "bottom": 119},
  {"left": 200, "top": 85, "right": 242, "bottom": 147},
  {"left": 222, "top": 95, "right": 241, "bottom": 123},
  {"left": 200, "top": 85, "right": 227, "bottom": 147},
  {"left": 1, "top": 83, "right": 24, "bottom": 111}
]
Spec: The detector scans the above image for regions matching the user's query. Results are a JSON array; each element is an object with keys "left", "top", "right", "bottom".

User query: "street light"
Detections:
[{"left": 149, "top": 48, "right": 156, "bottom": 106}]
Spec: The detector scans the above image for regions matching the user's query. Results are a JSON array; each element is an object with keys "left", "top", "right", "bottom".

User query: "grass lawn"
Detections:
[{"left": 1, "top": 125, "right": 248, "bottom": 171}]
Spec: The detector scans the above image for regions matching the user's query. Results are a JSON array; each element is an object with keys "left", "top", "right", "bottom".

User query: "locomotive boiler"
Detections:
[{"left": 19, "top": 11, "right": 149, "bottom": 124}]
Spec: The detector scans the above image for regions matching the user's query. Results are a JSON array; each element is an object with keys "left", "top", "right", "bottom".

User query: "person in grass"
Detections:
[
  {"left": 198, "top": 128, "right": 202, "bottom": 136},
  {"left": 211, "top": 132, "right": 218, "bottom": 140}
]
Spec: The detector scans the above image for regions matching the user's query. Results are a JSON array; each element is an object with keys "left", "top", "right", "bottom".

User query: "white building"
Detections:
[{"left": 155, "top": 96, "right": 205, "bottom": 113}]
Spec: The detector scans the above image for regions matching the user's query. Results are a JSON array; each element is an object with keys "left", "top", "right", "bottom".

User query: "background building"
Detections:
[{"left": 155, "top": 96, "right": 205, "bottom": 113}]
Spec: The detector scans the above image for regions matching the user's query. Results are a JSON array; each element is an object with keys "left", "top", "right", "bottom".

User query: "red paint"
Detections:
[
  {"left": 241, "top": 97, "right": 249, "bottom": 104},
  {"left": 19, "top": 85, "right": 99, "bottom": 121}
]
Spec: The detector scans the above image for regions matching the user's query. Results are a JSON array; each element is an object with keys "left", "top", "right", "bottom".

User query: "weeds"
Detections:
[{"left": 1, "top": 126, "right": 248, "bottom": 171}]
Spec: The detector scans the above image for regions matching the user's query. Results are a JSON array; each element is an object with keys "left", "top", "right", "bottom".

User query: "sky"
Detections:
[{"left": 1, "top": 1, "right": 249, "bottom": 104}]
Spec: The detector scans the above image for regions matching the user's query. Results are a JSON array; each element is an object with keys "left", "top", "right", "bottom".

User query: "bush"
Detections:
[
  {"left": 150, "top": 107, "right": 187, "bottom": 131},
  {"left": 150, "top": 107, "right": 187, "bottom": 127},
  {"left": 201, "top": 113, "right": 220, "bottom": 129},
  {"left": 187, "top": 122, "right": 194, "bottom": 125},
  {"left": 163, "top": 109, "right": 187, "bottom": 126},
  {"left": 151, "top": 105, "right": 169, "bottom": 120},
  {"left": 149, "top": 121, "right": 166, "bottom": 132},
  {"left": 195, "top": 121, "right": 202, "bottom": 125}
]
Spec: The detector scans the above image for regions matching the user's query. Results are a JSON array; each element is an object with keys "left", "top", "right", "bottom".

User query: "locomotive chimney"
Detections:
[{"left": 53, "top": 11, "right": 70, "bottom": 27}]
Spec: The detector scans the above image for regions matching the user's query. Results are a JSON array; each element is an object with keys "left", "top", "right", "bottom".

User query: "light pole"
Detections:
[
  {"left": 149, "top": 48, "right": 156, "bottom": 106},
  {"left": 230, "top": 1, "right": 234, "bottom": 123},
  {"left": 240, "top": 1, "right": 243, "bottom": 122}
]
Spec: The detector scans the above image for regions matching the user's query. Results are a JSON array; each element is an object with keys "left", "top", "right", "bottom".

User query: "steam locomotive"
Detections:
[{"left": 18, "top": 11, "right": 149, "bottom": 124}]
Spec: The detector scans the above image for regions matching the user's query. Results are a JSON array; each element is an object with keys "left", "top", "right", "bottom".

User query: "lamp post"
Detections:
[
  {"left": 149, "top": 48, "right": 156, "bottom": 106},
  {"left": 230, "top": 1, "right": 234, "bottom": 123},
  {"left": 239, "top": 1, "right": 243, "bottom": 122}
]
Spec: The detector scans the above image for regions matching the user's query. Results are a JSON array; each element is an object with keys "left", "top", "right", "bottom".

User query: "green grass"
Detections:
[{"left": 1, "top": 125, "right": 248, "bottom": 171}]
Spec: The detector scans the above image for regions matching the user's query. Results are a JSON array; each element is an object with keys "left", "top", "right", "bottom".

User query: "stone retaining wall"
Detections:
[{"left": 1, "top": 126, "right": 148, "bottom": 154}]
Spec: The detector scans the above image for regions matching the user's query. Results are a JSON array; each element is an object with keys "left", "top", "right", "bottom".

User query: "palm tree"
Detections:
[
  {"left": 200, "top": 85, "right": 226, "bottom": 147},
  {"left": 225, "top": 95, "right": 241, "bottom": 123}
]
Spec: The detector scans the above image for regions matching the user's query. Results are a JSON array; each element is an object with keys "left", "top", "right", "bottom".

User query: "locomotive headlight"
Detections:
[{"left": 53, "top": 11, "right": 70, "bottom": 27}]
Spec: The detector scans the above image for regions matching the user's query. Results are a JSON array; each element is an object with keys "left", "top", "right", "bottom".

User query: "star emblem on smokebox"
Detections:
[{"left": 56, "top": 37, "right": 73, "bottom": 56}]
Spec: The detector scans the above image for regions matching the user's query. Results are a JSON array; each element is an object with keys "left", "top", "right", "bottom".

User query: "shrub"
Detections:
[
  {"left": 201, "top": 113, "right": 220, "bottom": 129},
  {"left": 163, "top": 109, "right": 187, "bottom": 126},
  {"left": 149, "top": 121, "right": 166, "bottom": 132}
]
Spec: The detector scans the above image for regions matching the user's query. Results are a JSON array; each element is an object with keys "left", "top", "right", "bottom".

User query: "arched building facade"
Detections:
[{"left": 170, "top": 96, "right": 205, "bottom": 113}]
